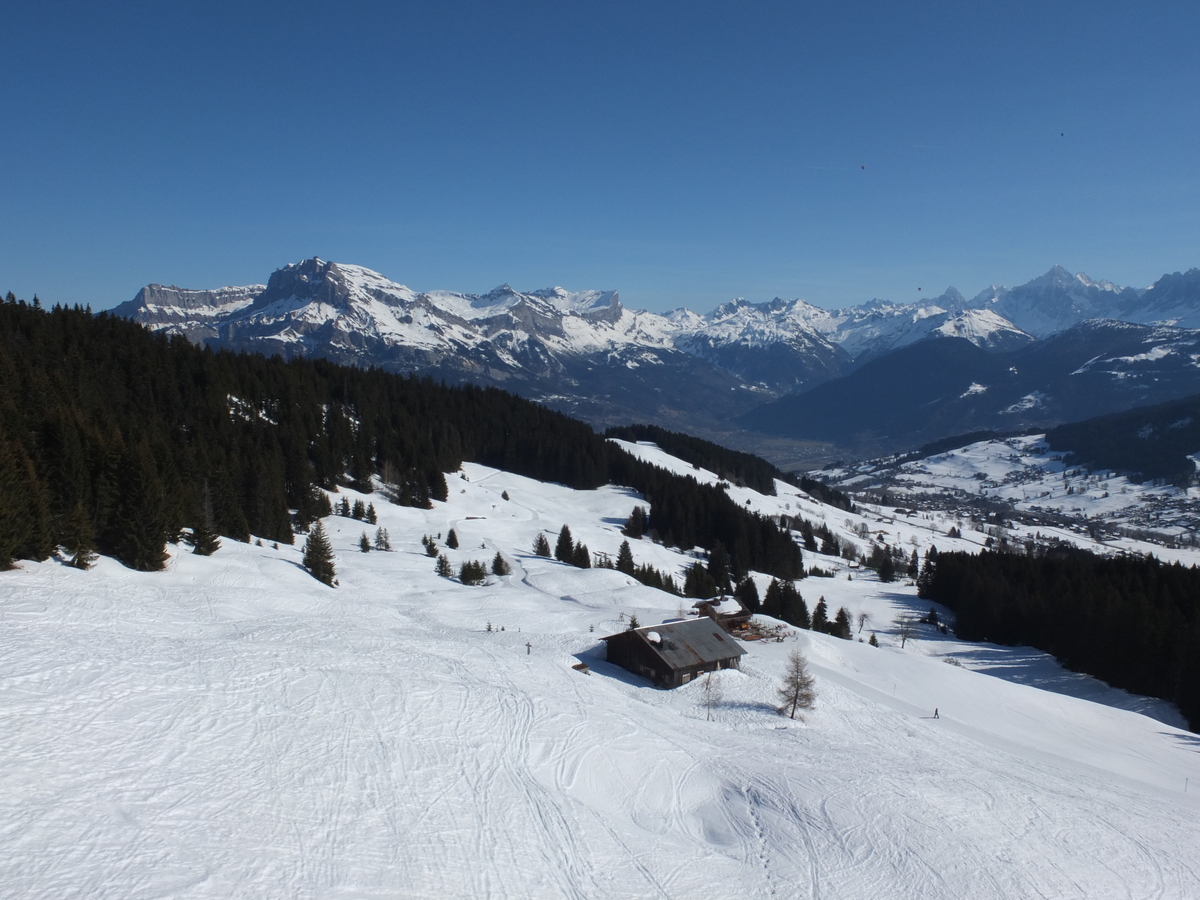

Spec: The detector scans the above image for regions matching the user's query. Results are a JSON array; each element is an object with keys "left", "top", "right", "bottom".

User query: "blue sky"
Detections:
[{"left": 3, "top": 1, "right": 1198, "bottom": 312}]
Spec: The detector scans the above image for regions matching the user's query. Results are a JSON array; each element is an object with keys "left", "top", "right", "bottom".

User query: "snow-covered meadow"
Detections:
[{"left": 2, "top": 446, "right": 1198, "bottom": 899}]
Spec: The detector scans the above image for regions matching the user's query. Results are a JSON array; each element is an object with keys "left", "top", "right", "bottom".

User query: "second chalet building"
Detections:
[{"left": 601, "top": 618, "right": 746, "bottom": 688}]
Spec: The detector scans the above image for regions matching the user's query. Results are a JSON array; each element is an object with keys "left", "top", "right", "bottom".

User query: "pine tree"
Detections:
[
  {"left": 367, "top": 503, "right": 377, "bottom": 524},
  {"left": 777, "top": 647, "right": 817, "bottom": 719},
  {"left": 422, "top": 534, "right": 438, "bottom": 557},
  {"left": 302, "top": 522, "right": 336, "bottom": 586},
  {"left": 833, "top": 606, "right": 853, "bottom": 639},
  {"left": 917, "top": 545, "right": 939, "bottom": 598},
  {"left": 811, "top": 597, "right": 829, "bottom": 633},
  {"left": 762, "top": 578, "right": 784, "bottom": 618},
  {"left": 338, "top": 497, "right": 351, "bottom": 517},
  {"left": 869, "top": 632, "right": 879, "bottom": 647},
  {"left": 572, "top": 542, "right": 591, "bottom": 568},
  {"left": 491, "top": 552, "right": 511, "bottom": 576},
  {"left": 616, "top": 540, "right": 635, "bottom": 575},
  {"left": 707, "top": 541, "right": 731, "bottom": 593},
  {"left": 460, "top": 560, "right": 487, "bottom": 585},
  {"left": 533, "top": 533, "right": 552, "bottom": 557},
  {"left": 374, "top": 527, "right": 391, "bottom": 551},
  {"left": 436, "top": 553, "right": 452, "bottom": 577},
  {"left": 684, "top": 562, "right": 718, "bottom": 599},
  {"left": 878, "top": 554, "right": 896, "bottom": 583},
  {"left": 352, "top": 499, "right": 366, "bottom": 520},
  {"left": 555, "top": 525, "right": 574, "bottom": 562},
  {"left": 188, "top": 521, "right": 222, "bottom": 556},
  {"left": 908, "top": 549, "right": 920, "bottom": 579},
  {"left": 446, "top": 528, "right": 459, "bottom": 549},
  {"left": 734, "top": 576, "right": 760, "bottom": 614},
  {"left": 359, "top": 531, "right": 372, "bottom": 552},
  {"left": 622, "top": 506, "right": 647, "bottom": 538},
  {"left": 63, "top": 499, "right": 98, "bottom": 570},
  {"left": 627, "top": 614, "right": 641, "bottom": 630},
  {"left": 780, "top": 582, "right": 809, "bottom": 628}
]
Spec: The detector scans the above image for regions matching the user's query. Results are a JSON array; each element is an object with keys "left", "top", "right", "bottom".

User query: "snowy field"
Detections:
[{"left": 2, "top": 448, "right": 1199, "bottom": 899}]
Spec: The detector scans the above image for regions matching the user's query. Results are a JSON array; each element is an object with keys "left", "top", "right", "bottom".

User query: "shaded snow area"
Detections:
[
  {"left": 3, "top": 454, "right": 1200, "bottom": 899},
  {"left": 825, "top": 434, "right": 1200, "bottom": 554}
]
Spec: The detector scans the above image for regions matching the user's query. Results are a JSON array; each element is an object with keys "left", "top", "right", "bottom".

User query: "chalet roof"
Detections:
[{"left": 603, "top": 617, "right": 746, "bottom": 670}]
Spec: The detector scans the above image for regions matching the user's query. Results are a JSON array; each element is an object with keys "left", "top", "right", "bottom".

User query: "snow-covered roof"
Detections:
[{"left": 605, "top": 618, "right": 746, "bottom": 668}]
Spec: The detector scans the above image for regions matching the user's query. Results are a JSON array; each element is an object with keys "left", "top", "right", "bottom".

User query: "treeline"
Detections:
[
  {"left": 1046, "top": 393, "right": 1200, "bottom": 483},
  {"left": 605, "top": 422, "right": 853, "bottom": 511},
  {"left": 922, "top": 549, "right": 1200, "bottom": 731},
  {"left": 0, "top": 296, "right": 806, "bottom": 579}
]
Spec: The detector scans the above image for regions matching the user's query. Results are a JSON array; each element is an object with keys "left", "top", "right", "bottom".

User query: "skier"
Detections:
[{"left": 933, "top": 708, "right": 939, "bottom": 719}]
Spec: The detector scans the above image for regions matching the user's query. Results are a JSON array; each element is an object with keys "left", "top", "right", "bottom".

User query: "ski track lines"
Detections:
[{"left": 3, "top": 463, "right": 1200, "bottom": 898}]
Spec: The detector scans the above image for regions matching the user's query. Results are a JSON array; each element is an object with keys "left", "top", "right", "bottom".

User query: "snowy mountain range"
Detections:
[{"left": 114, "top": 258, "right": 1200, "bottom": 450}]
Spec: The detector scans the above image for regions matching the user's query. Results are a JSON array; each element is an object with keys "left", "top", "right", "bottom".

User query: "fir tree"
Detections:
[
  {"left": 302, "top": 522, "right": 336, "bottom": 586},
  {"left": 555, "top": 525, "right": 574, "bottom": 562},
  {"left": 811, "top": 597, "right": 829, "bottom": 633},
  {"left": 367, "top": 502, "right": 377, "bottom": 524},
  {"left": 460, "top": 560, "right": 487, "bottom": 585},
  {"left": 446, "top": 528, "right": 459, "bottom": 549},
  {"left": 533, "top": 533, "right": 552, "bottom": 557},
  {"left": 572, "top": 542, "right": 591, "bottom": 568},
  {"left": 780, "top": 582, "right": 810, "bottom": 628},
  {"left": 338, "top": 497, "right": 351, "bottom": 517},
  {"left": 868, "top": 632, "right": 879, "bottom": 647},
  {"left": 917, "top": 545, "right": 939, "bottom": 598},
  {"left": 422, "top": 534, "right": 438, "bottom": 557},
  {"left": 684, "top": 562, "right": 718, "bottom": 599},
  {"left": 436, "top": 553, "right": 452, "bottom": 577},
  {"left": 359, "top": 531, "right": 372, "bottom": 552},
  {"left": 616, "top": 540, "right": 635, "bottom": 575},
  {"left": 622, "top": 506, "right": 647, "bottom": 538},
  {"left": 374, "top": 527, "right": 391, "bottom": 551},
  {"left": 352, "top": 499, "right": 366, "bottom": 520},
  {"left": 878, "top": 554, "right": 896, "bottom": 583},
  {"left": 491, "top": 552, "right": 511, "bottom": 576},
  {"left": 734, "top": 576, "right": 760, "bottom": 614},
  {"left": 762, "top": 578, "right": 784, "bottom": 618},
  {"left": 707, "top": 541, "right": 732, "bottom": 593},
  {"left": 63, "top": 499, "right": 98, "bottom": 570},
  {"left": 833, "top": 606, "right": 853, "bottom": 639}
]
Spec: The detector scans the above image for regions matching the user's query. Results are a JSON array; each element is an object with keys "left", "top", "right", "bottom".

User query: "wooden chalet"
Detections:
[
  {"left": 693, "top": 596, "right": 752, "bottom": 633},
  {"left": 601, "top": 618, "right": 746, "bottom": 688}
]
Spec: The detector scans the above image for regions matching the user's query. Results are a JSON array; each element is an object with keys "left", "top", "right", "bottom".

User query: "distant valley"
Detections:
[{"left": 114, "top": 259, "right": 1200, "bottom": 464}]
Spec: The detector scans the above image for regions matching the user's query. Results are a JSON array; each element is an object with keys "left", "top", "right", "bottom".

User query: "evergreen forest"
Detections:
[
  {"left": 0, "top": 296, "right": 803, "bottom": 579},
  {"left": 921, "top": 549, "right": 1200, "bottom": 731}
]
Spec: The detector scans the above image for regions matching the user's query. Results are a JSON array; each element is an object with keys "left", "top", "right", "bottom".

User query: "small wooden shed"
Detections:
[{"left": 601, "top": 618, "right": 747, "bottom": 688}]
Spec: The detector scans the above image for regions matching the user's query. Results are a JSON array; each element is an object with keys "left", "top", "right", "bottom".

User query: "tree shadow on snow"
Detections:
[{"left": 1160, "top": 730, "right": 1200, "bottom": 750}]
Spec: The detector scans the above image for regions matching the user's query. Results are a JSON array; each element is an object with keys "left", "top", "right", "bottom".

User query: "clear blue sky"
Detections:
[{"left": 3, "top": 1, "right": 1198, "bottom": 313}]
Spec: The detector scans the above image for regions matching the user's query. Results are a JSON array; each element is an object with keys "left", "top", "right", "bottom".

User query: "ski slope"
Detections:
[{"left": 2, "top": 452, "right": 1198, "bottom": 899}]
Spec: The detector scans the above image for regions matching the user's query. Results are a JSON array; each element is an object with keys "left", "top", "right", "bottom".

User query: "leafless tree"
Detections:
[
  {"left": 777, "top": 648, "right": 817, "bottom": 720},
  {"left": 701, "top": 671, "right": 724, "bottom": 721},
  {"left": 857, "top": 611, "right": 871, "bottom": 634},
  {"left": 895, "top": 614, "right": 918, "bottom": 648}
]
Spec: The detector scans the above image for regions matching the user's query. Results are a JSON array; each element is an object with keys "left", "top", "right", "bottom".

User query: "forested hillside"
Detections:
[
  {"left": 0, "top": 295, "right": 801, "bottom": 578},
  {"left": 606, "top": 423, "right": 853, "bottom": 510},
  {"left": 1045, "top": 392, "right": 1200, "bottom": 483},
  {"left": 922, "top": 549, "right": 1200, "bottom": 730}
]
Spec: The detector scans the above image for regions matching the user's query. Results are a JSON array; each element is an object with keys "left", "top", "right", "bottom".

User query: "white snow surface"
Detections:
[{"left": 3, "top": 450, "right": 1199, "bottom": 899}]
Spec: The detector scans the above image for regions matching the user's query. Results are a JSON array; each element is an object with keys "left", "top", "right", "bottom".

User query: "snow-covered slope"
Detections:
[{"left": 3, "top": 447, "right": 1198, "bottom": 898}]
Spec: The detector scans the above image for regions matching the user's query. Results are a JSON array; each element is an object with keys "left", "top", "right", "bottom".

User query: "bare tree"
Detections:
[
  {"left": 701, "top": 671, "right": 724, "bottom": 721},
  {"left": 777, "top": 648, "right": 817, "bottom": 720},
  {"left": 857, "top": 611, "right": 871, "bottom": 634},
  {"left": 895, "top": 614, "right": 918, "bottom": 648}
]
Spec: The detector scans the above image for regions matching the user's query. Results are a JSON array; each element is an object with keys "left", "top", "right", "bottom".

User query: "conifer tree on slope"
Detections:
[
  {"left": 303, "top": 522, "right": 336, "bottom": 586},
  {"left": 555, "top": 525, "right": 574, "bottom": 562}
]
